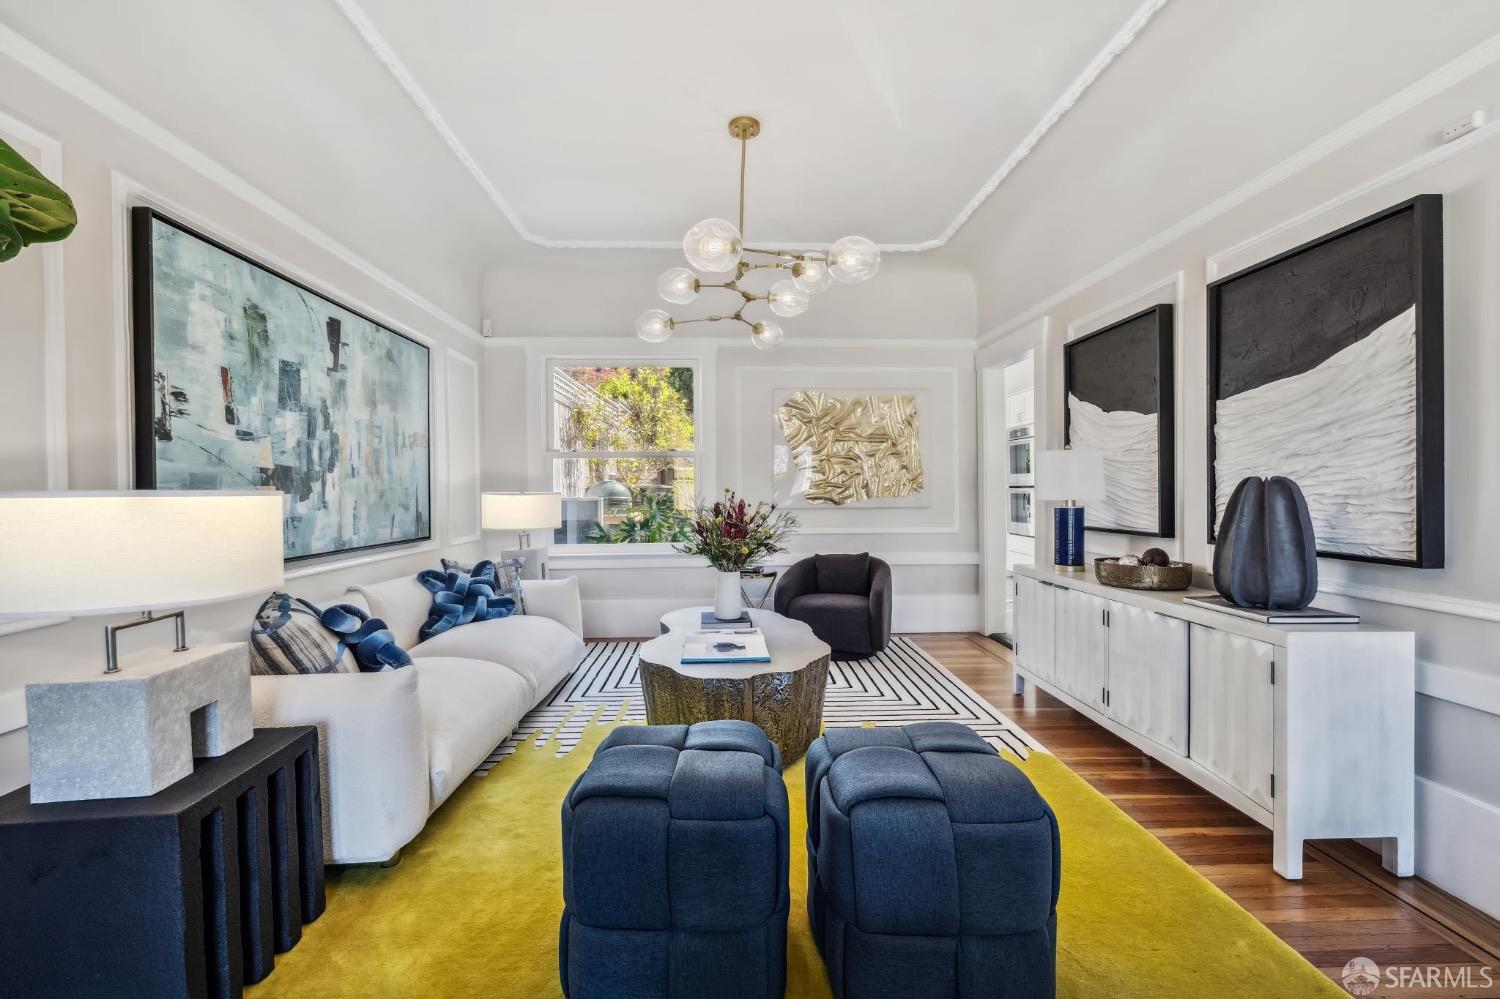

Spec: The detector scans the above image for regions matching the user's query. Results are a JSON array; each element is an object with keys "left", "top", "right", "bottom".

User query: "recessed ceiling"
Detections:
[{"left": 344, "top": 0, "right": 1154, "bottom": 249}]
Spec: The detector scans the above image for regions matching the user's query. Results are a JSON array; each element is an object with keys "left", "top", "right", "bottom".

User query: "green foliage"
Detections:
[
  {"left": 0, "top": 138, "right": 77, "bottom": 262},
  {"left": 563, "top": 366, "right": 694, "bottom": 453},
  {"left": 585, "top": 490, "right": 692, "bottom": 544},
  {"left": 561, "top": 366, "right": 696, "bottom": 501}
]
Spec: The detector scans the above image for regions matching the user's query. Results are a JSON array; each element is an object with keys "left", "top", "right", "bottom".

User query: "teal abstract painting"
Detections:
[{"left": 133, "top": 210, "right": 431, "bottom": 560}]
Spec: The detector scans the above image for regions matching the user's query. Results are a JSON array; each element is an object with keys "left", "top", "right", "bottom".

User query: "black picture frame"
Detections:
[
  {"left": 1205, "top": 194, "right": 1443, "bottom": 568},
  {"left": 130, "top": 206, "right": 434, "bottom": 563},
  {"left": 1063, "top": 303, "right": 1176, "bottom": 538}
]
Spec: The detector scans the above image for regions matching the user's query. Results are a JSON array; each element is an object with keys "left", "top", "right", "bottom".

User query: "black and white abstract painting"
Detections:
[
  {"left": 1064, "top": 304, "right": 1175, "bottom": 537},
  {"left": 131, "top": 208, "right": 432, "bottom": 562},
  {"left": 1207, "top": 195, "right": 1443, "bottom": 568}
]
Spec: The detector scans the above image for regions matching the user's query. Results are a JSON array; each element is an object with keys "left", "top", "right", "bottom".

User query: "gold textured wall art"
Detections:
[{"left": 775, "top": 390, "right": 924, "bottom": 505}]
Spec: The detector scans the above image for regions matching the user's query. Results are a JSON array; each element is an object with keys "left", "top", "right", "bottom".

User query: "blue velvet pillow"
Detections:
[
  {"left": 416, "top": 559, "right": 516, "bottom": 641},
  {"left": 317, "top": 603, "right": 413, "bottom": 672}
]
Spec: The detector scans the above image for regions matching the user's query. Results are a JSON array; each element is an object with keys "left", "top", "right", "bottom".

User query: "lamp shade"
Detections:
[
  {"left": 481, "top": 492, "right": 563, "bottom": 532},
  {"left": 1036, "top": 449, "right": 1107, "bottom": 502},
  {"left": 0, "top": 491, "right": 285, "bottom": 618}
]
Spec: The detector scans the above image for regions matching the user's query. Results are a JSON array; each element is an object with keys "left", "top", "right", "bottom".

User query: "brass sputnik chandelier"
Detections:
[{"left": 635, "top": 115, "right": 881, "bottom": 351}]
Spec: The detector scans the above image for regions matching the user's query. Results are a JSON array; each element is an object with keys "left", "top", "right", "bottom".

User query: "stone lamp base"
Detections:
[{"left": 24, "top": 642, "right": 252, "bottom": 803}]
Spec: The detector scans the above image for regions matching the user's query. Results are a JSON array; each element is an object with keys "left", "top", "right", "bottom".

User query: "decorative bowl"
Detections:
[{"left": 1093, "top": 556, "right": 1194, "bottom": 591}]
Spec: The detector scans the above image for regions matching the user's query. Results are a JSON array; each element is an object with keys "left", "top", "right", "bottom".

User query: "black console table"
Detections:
[{"left": 0, "top": 726, "right": 326, "bottom": 999}]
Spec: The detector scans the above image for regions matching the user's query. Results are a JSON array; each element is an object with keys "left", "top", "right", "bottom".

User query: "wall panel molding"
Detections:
[
  {"left": 733, "top": 365, "right": 964, "bottom": 535},
  {"left": 445, "top": 349, "right": 483, "bottom": 546},
  {"left": 1319, "top": 576, "right": 1500, "bottom": 625},
  {"left": 1418, "top": 660, "right": 1500, "bottom": 719}
]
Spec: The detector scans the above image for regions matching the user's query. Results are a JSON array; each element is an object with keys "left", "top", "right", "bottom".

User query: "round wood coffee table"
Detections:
[{"left": 638, "top": 607, "right": 831, "bottom": 767}]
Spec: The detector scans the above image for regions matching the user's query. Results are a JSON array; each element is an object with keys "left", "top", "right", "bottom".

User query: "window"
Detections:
[{"left": 547, "top": 364, "right": 698, "bottom": 545}]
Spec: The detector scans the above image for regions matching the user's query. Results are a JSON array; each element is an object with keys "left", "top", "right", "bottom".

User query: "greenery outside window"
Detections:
[{"left": 548, "top": 364, "right": 698, "bottom": 547}]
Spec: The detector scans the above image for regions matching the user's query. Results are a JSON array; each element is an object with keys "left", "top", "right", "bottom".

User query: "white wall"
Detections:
[
  {"left": 480, "top": 259, "right": 981, "bottom": 636},
  {"left": 0, "top": 52, "right": 488, "bottom": 794},
  {"left": 974, "top": 56, "right": 1500, "bottom": 918}
]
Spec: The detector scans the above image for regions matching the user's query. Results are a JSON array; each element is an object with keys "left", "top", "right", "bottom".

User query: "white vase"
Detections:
[{"left": 714, "top": 570, "right": 744, "bottom": 621}]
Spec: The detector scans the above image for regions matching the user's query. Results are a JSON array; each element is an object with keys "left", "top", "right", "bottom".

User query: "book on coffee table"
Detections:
[
  {"left": 699, "top": 611, "right": 752, "bottom": 630},
  {"left": 1182, "top": 595, "right": 1359, "bottom": 625},
  {"left": 681, "top": 630, "right": 771, "bottom": 664}
]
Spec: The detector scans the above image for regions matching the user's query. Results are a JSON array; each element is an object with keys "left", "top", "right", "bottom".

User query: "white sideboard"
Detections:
[{"left": 1012, "top": 563, "right": 1415, "bottom": 880}]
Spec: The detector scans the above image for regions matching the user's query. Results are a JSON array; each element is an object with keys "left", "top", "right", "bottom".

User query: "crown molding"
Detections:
[
  {"left": 0, "top": 20, "right": 483, "bottom": 344},
  {"left": 332, "top": 0, "right": 1166, "bottom": 254}
]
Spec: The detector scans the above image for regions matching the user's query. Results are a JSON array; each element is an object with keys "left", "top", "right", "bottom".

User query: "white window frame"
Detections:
[{"left": 544, "top": 357, "right": 704, "bottom": 557}]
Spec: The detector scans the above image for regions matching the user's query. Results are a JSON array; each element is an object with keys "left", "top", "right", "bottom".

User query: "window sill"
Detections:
[{"left": 549, "top": 548, "right": 708, "bottom": 571}]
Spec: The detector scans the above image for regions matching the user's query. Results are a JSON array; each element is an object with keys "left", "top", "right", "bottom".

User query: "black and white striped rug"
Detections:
[{"left": 474, "top": 636, "right": 1043, "bottom": 776}]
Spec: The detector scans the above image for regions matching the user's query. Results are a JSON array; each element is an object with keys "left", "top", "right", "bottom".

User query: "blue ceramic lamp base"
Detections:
[{"left": 1054, "top": 504, "right": 1086, "bottom": 571}]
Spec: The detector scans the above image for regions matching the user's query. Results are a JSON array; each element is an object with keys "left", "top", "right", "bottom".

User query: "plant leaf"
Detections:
[
  {"left": 0, "top": 198, "right": 21, "bottom": 262},
  {"left": 0, "top": 137, "right": 77, "bottom": 250}
]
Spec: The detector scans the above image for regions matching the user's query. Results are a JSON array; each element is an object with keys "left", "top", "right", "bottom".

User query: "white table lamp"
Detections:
[
  {"left": 0, "top": 490, "right": 285, "bottom": 672},
  {"left": 0, "top": 490, "right": 284, "bottom": 802},
  {"left": 1036, "top": 448, "right": 1106, "bottom": 571},
  {"left": 481, "top": 491, "right": 562, "bottom": 549}
]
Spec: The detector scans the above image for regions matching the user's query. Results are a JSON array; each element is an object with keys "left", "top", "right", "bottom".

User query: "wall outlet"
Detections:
[
  {"left": 1441, "top": 110, "right": 1487, "bottom": 144},
  {"left": 480, "top": 318, "right": 495, "bottom": 338}
]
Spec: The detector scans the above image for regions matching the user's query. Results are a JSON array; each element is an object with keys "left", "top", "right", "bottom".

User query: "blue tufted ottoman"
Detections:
[
  {"left": 560, "top": 720, "right": 790, "bottom": 999},
  {"left": 805, "top": 723, "right": 1061, "bottom": 999}
]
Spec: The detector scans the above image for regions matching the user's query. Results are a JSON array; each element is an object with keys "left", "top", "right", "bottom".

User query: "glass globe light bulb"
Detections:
[
  {"left": 768, "top": 279, "right": 810, "bottom": 318},
  {"left": 791, "top": 258, "right": 833, "bottom": 294},
  {"left": 828, "top": 235, "right": 881, "bottom": 283},
  {"left": 682, "top": 217, "right": 743, "bottom": 273},
  {"left": 634, "top": 308, "right": 675, "bottom": 343},
  {"left": 751, "top": 319, "right": 784, "bottom": 351},
  {"left": 657, "top": 267, "right": 699, "bottom": 305}
]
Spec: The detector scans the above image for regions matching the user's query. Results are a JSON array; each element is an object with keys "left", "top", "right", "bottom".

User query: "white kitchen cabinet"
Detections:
[
  {"left": 1005, "top": 388, "right": 1034, "bottom": 429},
  {"left": 1189, "top": 626, "right": 1275, "bottom": 811},
  {"left": 1053, "top": 587, "right": 1107, "bottom": 711},
  {"left": 1105, "top": 601, "right": 1189, "bottom": 756},
  {"left": 1013, "top": 575, "right": 1055, "bottom": 682},
  {"left": 1009, "top": 563, "right": 1414, "bottom": 882}
]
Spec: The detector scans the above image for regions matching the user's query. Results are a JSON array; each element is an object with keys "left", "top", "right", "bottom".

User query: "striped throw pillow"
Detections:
[{"left": 250, "top": 592, "right": 355, "bottom": 675}]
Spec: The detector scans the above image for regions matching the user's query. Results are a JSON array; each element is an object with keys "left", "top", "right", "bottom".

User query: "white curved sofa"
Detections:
[{"left": 249, "top": 572, "right": 585, "bottom": 864}]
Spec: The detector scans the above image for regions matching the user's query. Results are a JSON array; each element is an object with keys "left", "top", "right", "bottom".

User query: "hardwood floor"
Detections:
[{"left": 907, "top": 632, "right": 1500, "bottom": 999}]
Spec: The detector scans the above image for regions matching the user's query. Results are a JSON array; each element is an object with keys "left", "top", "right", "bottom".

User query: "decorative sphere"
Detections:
[{"left": 1139, "top": 547, "right": 1171, "bottom": 567}]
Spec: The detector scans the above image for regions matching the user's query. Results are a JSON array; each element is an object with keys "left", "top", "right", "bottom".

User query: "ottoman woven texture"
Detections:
[
  {"left": 806, "top": 722, "right": 1061, "bottom": 999},
  {"left": 560, "top": 720, "right": 790, "bottom": 999}
]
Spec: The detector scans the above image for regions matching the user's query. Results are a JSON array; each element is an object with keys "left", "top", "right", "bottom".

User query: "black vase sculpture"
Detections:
[{"left": 1214, "top": 476, "right": 1318, "bottom": 610}]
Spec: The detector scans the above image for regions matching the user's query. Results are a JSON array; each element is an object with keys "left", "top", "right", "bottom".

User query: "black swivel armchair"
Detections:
[{"left": 773, "top": 553, "right": 891, "bottom": 660}]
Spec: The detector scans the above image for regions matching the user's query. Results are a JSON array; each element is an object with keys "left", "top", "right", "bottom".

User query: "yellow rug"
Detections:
[{"left": 250, "top": 715, "right": 1342, "bottom": 998}]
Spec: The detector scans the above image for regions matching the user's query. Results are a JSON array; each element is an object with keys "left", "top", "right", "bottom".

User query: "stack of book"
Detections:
[
  {"left": 681, "top": 616, "right": 770, "bottom": 664},
  {"left": 698, "top": 611, "right": 752, "bottom": 631}
]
